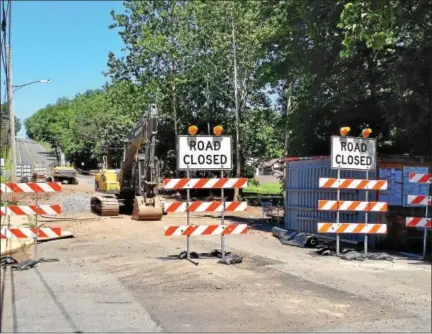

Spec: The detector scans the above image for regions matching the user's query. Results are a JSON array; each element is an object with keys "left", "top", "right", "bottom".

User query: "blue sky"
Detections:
[{"left": 4, "top": 0, "right": 125, "bottom": 136}]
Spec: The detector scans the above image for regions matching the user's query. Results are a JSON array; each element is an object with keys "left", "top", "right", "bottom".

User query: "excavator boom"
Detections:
[{"left": 90, "top": 104, "right": 163, "bottom": 220}]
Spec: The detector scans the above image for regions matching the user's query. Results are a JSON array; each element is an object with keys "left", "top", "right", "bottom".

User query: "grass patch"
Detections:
[
  {"left": 0, "top": 173, "right": 8, "bottom": 182},
  {"left": 244, "top": 182, "right": 282, "bottom": 195},
  {"left": 0, "top": 150, "right": 11, "bottom": 182}
]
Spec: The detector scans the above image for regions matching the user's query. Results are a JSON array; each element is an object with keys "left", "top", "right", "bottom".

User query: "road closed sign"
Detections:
[
  {"left": 331, "top": 135, "right": 377, "bottom": 171},
  {"left": 177, "top": 135, "right": 232, "bottom": 170}
]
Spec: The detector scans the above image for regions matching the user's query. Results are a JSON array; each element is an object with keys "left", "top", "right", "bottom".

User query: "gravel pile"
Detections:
[{"left": 50, "top": 192, "right": 93, "bottom": 214}]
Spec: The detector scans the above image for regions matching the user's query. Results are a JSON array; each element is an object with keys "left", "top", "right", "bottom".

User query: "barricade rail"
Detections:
[
  {"left": 405, "top": 172, "right": 431, "bottom": 258},
  {"left": 162, "top": 177, "right": 248, "bottom": 264}
]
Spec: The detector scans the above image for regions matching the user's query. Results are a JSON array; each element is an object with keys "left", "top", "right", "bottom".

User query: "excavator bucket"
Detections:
[{"left": 131, "top": 195, "right": 163, "bottom": 221}]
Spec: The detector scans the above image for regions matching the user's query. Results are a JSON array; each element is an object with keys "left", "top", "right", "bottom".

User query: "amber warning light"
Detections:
[
  {"left": 362, "top": 128, "right": 372, "bottom": 138},
  {"left": 188, "top": 125, "right": 198, "bottom": 136},
  {"left": 213, "top": 125, "right": 223, "bottom": 136},
  {"left": 340, "top": 127, "right": 350, "bottom": 137}
]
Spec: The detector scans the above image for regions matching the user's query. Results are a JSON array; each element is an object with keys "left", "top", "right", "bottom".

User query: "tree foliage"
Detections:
[
  {"left": 1, "top": 102, "right": 22, "bottom": 135},
  {"left": 25, "top": 0, "right": 431, "bottom": 172}
]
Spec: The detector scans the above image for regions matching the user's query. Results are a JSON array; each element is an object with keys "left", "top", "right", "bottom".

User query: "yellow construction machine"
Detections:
[
  {"left": 47, "top": 164, "right": 78, "bottom": 184},
  {"left": 94, "top": 156, "right": 121, "bottom": 194},
  {"left": 90, "top": 104, "right": 164, "bottom": 220}
]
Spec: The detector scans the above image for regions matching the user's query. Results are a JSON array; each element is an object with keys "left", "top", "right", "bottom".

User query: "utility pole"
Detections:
[{"left": 7, "top": 44, "right": 16, "bottom": 183}]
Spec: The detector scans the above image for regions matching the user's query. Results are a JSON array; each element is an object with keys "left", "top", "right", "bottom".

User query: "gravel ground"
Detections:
[
  {"left": 7, "top": 211, "right": 428, "bottom": 333},
  {"left": 47, "top": 192, "right": 93, "bottom": 214},
  {"left": 3, "top": 177, "right": 430, "bottom": 332}
]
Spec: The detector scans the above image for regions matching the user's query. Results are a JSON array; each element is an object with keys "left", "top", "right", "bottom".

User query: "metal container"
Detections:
[{"left": 284, "top": 156, "right": 431, "bottom": 246}]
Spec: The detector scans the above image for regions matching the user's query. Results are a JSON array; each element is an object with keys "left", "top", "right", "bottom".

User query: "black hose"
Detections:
[
  {"left": 0, "top": 257, "right": 59, "bottom": 270},
  {"left": 0, "top": 256, "right": 18, "bottom": 267}
]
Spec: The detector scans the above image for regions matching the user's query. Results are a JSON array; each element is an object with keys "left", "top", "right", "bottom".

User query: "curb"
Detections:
[
  {"left": 0, "top": 239, "right": 34, "bottom": 256},
  {"left": 0, "top": 231, "right": 74, "bottom": 255}
]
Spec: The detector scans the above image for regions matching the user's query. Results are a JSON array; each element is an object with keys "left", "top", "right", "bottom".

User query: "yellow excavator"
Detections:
[{"left": 90, "top": 104, "right": 164, "bottom": 220}]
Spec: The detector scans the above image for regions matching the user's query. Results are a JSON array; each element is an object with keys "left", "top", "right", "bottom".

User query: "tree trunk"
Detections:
[
  {"left": 231, "top": 5, "right": 241, "bottom": 201},
  {"left": 429, "top": 63, "right": 432, "bottom": 161},
  {"left": 172, "top": 64, "right": 179, "bottom": 177},
  {"left": 170, "top": 1, "right": 179, "bottom": 178},
  {"left": 206, "top": 78, "right": 213, "bottom": 197},
  {"left": 283, "top": 82, "right": 293, "bottom": 210}
]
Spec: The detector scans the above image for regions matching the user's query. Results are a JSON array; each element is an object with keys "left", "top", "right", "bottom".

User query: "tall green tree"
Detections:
[
  {"left": 338, "top": 0, "right": 432, "bottom": 155},
  {"left": 108, "top": 0, "right": 195, "bottom": 173},
  {"left": 1, "top": 102, "right": 22, "bottom": 135}
]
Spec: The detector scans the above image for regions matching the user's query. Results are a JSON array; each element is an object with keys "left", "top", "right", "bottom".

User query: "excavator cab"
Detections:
[
  {"left": 94, "top": 171, "right": 120, "bottom": 194},
  {"left": 94, "top": 156, "right": 120, "bottom": 194}
]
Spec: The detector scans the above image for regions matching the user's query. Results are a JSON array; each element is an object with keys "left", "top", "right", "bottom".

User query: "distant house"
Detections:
[{"left": 255, "top": 158, "right": 283, "bottom": 177}]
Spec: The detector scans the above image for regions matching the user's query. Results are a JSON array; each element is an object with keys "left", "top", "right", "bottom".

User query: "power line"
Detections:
[{"left": 0, "top": 0, "right": 10, "bottom": 78}]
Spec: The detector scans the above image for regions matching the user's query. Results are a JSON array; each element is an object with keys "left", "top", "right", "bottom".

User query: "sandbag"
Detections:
[
  {"left": 272, "top": 227, "right": 318, "bottom": 248},
  {"left": 218, "top": 254, "right": 243, "bottom": 265},
  {"left": 341, "top": 251, "right": 366, "bottom": 261},
  {"left": 367, "top": 252, "right": 393, "bottom": 261}
]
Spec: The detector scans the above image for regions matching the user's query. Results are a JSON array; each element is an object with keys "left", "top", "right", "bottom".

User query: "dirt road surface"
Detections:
[{"left": 1, "top": 178, "right": 431, "bottom": 332}]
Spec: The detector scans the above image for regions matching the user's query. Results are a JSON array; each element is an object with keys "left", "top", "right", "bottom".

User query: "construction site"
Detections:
[
  {"left": 1, "top": 107, "right": 431, "bottom": 332},
  {"left": 1, "top": 0, "right": 432, "bottom": 332}
]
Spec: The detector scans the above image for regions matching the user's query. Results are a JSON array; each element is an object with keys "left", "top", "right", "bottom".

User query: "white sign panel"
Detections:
[
  {"left": 331, "top": 135, "right": 376, "bottom": 171},
  {"left": 0, "top": 158, "right": 3, "bottom": 168},
  {"left": 177, "top": 135, "right": 232, "bottom": 171}
]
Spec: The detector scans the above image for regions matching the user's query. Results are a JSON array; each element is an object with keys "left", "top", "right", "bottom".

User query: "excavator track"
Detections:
[
  {"left": 90, "top": 195, "right": 120, "bottom": 217},
  {"left": 131, "top": 195, "right": 163, "bottom": 221}
]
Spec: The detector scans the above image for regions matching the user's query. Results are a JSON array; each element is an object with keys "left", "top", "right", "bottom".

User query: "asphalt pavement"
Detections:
[
  {"left": 15, "top": 138, "right": 56, "bottom": 167},
  {"left": 1, "top": 259, "right": 162, "bottom": 332}
]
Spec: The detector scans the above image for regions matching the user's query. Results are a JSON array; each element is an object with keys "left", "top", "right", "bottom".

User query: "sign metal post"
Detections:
[
  {"left": 336, "top": 168, "right": 341, "bottom": 255},
  {"left": 364, "top": 171, "right": 369, "bottom": 255},
  {"left": 221, "top": 170, "right": 226, "bottom": 258},
  {"left": 424, "top": 199, "right": 429, "bottom": 259},
  {"left": 186, "top": 169, "right": 191, "bottom": 260}
]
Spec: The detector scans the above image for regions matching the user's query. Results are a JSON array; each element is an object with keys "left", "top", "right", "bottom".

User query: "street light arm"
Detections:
[{"left": 12, "top": 79, "right": 51, "bottom": 92}]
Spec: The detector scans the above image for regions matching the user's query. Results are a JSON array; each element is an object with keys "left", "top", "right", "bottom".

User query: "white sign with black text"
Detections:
[
  {"left": 331, "top": 135, "right": 377, "bottom": 171},
  {"left": 177, "top": 135, "right": 232, "bottom": 171}
]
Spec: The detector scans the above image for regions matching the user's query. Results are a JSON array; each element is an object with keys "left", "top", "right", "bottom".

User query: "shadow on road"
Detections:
[
  {"left": 203, "top": 214, "right": 280, "bottom": 233},
  {"left": 407, "top": 261, "right": 432, "bottom": 266},
  {"left": 33, "top": 268, "right": 82, "bottom": 333},
  {"left": 36, "top": 151, "right": 56, "bottom": 158}
]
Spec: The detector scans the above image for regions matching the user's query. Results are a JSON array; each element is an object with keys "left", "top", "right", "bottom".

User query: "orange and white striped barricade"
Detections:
[
  {"left": 163, "top": 178, "right": 248, "bottom": 190},
  {"left": 164, "top": 201, "right": 247, "bottom": 213},
  {"left": 0, "top": 182, "right": 62, "bottom": 193},
  {"left": 162, "top": 177, "right": 248, "bottom": 264},
  {"left": 317, "top": 197, "right": 388, "bottom": 252},
  {"left": 318, "top": 200, "right": 388, "bottom": 212},
  {"left": 0, "top": 204, "right": 62, "bottom": 216},
  {"left": 407, "top": 195, "right": 432, "bottom": 206},
  {"left": 320, "top": 133, "right": 387, "bottom": 256},
  {"left": 0, "top": 181, "right": 63, "bottom": 259},
  {"left": 165, "top": 224, "right": 248, "bottom": 236},
  {"left": 408, "top": 173, "right": 432, "bottom": 184},
  {"left": 1, "top": 227, "right": 63, "bottom": 240},
  {"left": 317, "top": 223, "right": 387, "bottom": 234},
  {"left": 406, "top": 172, "right": 431, "bottom": 259}
]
